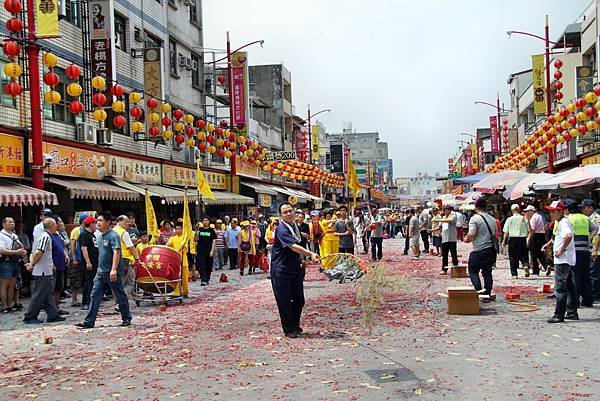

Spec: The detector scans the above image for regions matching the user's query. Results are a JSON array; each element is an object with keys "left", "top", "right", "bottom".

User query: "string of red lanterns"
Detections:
[{"left": 2, "top": 0, "right": 23, "bottom": 97}]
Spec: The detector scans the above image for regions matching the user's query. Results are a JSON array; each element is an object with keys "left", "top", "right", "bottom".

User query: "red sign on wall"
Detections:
[{"left": 490, "top": 116, "right": 499, "bottom": 153}]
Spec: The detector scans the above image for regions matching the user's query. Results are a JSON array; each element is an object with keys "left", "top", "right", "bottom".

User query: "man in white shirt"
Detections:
[
  {"left": 543, "top": 201, "right": 577, "bottom": 323},
  {"left": 524, "top": 205, "right": 548, "bottom": 276}
]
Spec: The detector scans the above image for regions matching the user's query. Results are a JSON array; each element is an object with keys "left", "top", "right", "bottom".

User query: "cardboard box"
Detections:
[
  {"left": 446, "top": 286, "right": 479, "bottom": 315},
  {"left": 450, "top": 266, "right": 468, "bottom": 278}
]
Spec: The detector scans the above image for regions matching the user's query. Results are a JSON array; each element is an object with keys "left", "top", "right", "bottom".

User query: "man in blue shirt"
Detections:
[
  {"left": 271, "top": 202, "right": 320, "bottom": 338},
  {"left": 224, "top": 218, "right": 241, "bottom": 271},
  {"left": 76, "top": 212, "right": 132, "bottom": 329}
]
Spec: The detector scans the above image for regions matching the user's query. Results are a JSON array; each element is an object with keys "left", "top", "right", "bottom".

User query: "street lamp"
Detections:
[
  {"left": 506, "top": 15, "right": 576, "bottom": 174},
  {"left": 306, "top": 105, "right": 331, "bottom": 164},
  {"left": 460, "top": 132, "right": 477, "bottom": 143}
]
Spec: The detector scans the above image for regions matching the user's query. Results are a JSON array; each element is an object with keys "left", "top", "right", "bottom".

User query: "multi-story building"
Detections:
[{"left": 407, "top": 172, "right": 443, "bottom": 196}]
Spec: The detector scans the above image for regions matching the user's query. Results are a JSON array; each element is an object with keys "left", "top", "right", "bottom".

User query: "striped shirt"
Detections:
[
  {"left": 32, "top": 230, "right": 53, "bottom": 276},
  {"left": 215, "top": 229, "right": 225, "bottom": 249}
]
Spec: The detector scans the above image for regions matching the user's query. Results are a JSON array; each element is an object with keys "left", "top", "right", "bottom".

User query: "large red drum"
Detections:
[{"left": 136, "top": 245, "right": 181, "bottom": 288}]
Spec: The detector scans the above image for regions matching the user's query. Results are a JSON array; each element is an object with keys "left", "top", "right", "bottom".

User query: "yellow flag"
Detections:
[
  {"left": 35, "top": 0, "right": 60, "bottom": 38},
  {"left": 145, "top": 189, "right": 160, "bottom": 244},
  {"left": 181, "top": 191, "right": 194, "bottom": 247},
  {"left": 197, "top": 160, "right": 216, "bottom": 200},
  {"left": 347, "top": 154, "right": 362, "bottom": 199}
]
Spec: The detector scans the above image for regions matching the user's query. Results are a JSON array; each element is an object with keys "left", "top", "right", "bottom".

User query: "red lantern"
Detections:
[
  {"left": 197, "top": 142, "right": 207, "bottom": 151},
  {"left": 568, "top": 115, "right": 577, "bottom": 126},
  {"left": 149, "top": 126, "right": 161, "bottom": 137},
  {"left": 129, "top": 105, "right": 143, "bottom": 119},
  {"left": 239, "top": 145, "right": 247, "bottom": 153},
  {"left": 217, "top": 149, "right": 225, "bottom": 157},
  {"left": 550, "top": 137, "right": 558, "bottom": 145},
  {"left": 185, "top": 126, "right": 195, "bottom": 137},
  {"left": 586, "top": 106, "right": 597, "bottom": 117},
  {"left": 555, "top": 92, "right": 564, "bottom": 101},
  {"left": 219, "top": 120, "right": 228, "bottom": 127},
  {"left": 217, "top": 76, "right": 226, "bottom": 84},
  {"left": 4, "top": 0, "right": 22, "bottom": 14},
  {"left": 554, "top": 59, "right": 563, "bottom": 69},
  {"left": 113, "top": 114, "right": 126, "bottom": 127},
  {"left": 578, "top": 124, "right": 589, "bottom": 134},
  {"left": 195, "top": 119, "right": 206, "bottom": 129},
  {"left": 547, "top": 115, "right": 555, "bottom": 125},
  {"left": 173, "top": 108, "right": 184, "bottom": 120},
  {"left": 69, "top": 100, "right": 84, "bottom": 114},
  {"left": 563, "top": 132, "right": 572, "bottom": 141},
  {"left": 559, "top": 107, "right": 569, "bottom": 118},
  {"left": 175, "top": 134, "right": 185, "bottom": 144},
  {"left": 555, "top": 81, "right": 564, "bottom": 90},
  {"left": 2, "top": 41, "right": 20, "bottom": 58},
  {"left": 5, "top": 17, "right": 22, "bottom": 33},
  {"left": 245, "top": 139, "right": 252, "bottom": 147},
  {"left": 229, "top": 132, "right": 236, "bottom": 142},
  {"left": 576, "top": 98, "right": 586, "bottom": 109},
  {"left": 216, "top": 127, "right": 223, "bottom": 136},
  {"left": 43, "top": 71, "right": 60, "bottom": 86},
  {"left": 3, "top": 81, "right": 21, "bottom": 96},
  {"left": 594, "top": 85, "right": 600, "bottom": 96},
  {"left": 162, "top": 116, "right": 172, "bottom": 127},
  {"left": 66, "top": 64, "right": 81, "bottom": 80},
  {"left": 223, "top": 140, "right": 231, "bottom": 148},
  {"left": 257, "top": 145, "right": 264, "bottom": 152},
  {"left": 92, "top": 92, "right": 107, "bottom": 106},
  {"left": 147, "top": 97, "right": 159, "bottom": 110},
  {"left": 554, "top": 71, "right": 563, "bottom": 80},
  {"left": 206, "top": 135, "right": 215, "bottom": 144}
]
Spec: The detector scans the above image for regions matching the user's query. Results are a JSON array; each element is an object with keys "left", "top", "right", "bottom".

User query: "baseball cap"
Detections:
[
  {"left": 41, "top": 208, "right": 53, "bottom": 216},
  {"left": 545, "top": 201, "right": 566, "bottom": 211},
  {"left": 78, "top": 213, "right": 89, "bottom": 224},
  {"left": 310, "top": 210, "right": 320, "bottom": 216},
  {"left": 250, "top": 220, "right": 257, "bottom": 225},
  {"left": 83, "top": 216, "right": 97, "bottom": 225},
  {"left": 523, "top": 205, "right": 536, "bottom": 212},
  {"left": 511, "top": 204, "right": 520, "bottom": 211},
  {"left": 563, "top": 199, "right": 578, "bottom": 211},
  {"left": 579, "top": 199, "right": 596, "bottom": 208}
]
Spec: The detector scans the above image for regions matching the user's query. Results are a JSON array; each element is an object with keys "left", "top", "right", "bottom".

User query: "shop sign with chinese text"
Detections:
[
  {"left": 108, "top": 155, "right": 161, "bottom": 184},
  {"left": 0, "top": 133, "right": 24, "bottom": 177},
  {"left": 29, "top": 140, "right": 107, "bottom": 179},
  {"left": 162, "top": 165, "right": 226, "bottom": 190}
]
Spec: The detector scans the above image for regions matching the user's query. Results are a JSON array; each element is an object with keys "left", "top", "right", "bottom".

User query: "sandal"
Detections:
[
  {"left": 13, "top": 303, "right": 23, "bottom": 311},
  {"left": 2, "top": 307, "right": 12, "bottom": 314}
]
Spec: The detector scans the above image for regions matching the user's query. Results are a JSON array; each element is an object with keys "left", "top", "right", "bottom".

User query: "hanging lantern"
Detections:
[
  {"left": 161, "top": 103, "right": 171, "bottom": 113},
  {"left": 186, "top": 138, "right": 195, "bottom": 147},
  {"left": 175, "top": 134, "right": 185, "bottom": 144},
  {"left": 93, "top": 108, "right": 107, "bottom": 121},
  {"left": 148, "top": 112, "right": 160, "bottom": 125},
  {"left": 217, "top": 149, "right": 225, "bottom": 157},
  {"left": 217, "top": 76, "right": 226, "bottom": 84},
  {"left": 208, "top": 145, "right": 216, "bottom": 154},
  {"left": 197, "top": 142, "right": 207, "bottom": 152},
  {"left": 585, "top": 92, "right": 597, "bottom": 104},
  {"left": 147, "top": 97, "right": 159, "bottom": 110},
  {"left": 148, "top": 126, "right": 161, "bottom": 137},
  {"left": 66, "top": 82, "right": 82, "bottom": 97},
  {"left": 216, "top": 127, "right": 224, "bottom": 136},
  {"left": 5, "top": 17, "right": 22, "bottom": 33},
  {"left": 92, "top": 92, "right": 107, "bottom": 107},
  {"left": 4, "top": 0, "right": 22, "bottom": 14},
  {"left": 2, "top": 41, "right": 20, "bottom": 58},
  {"left": 3, "top": 62, "right": 21, "bottom": 78},
  {"left": 229, "top": 132, "right": 236, "bottom": 142},
  {"left": 65, "top": 64, "right": 81, "bottom": 80},
  {"left": 129, "top": 92, "right": 142, "bottom": 104},
  {"left": 44, "top": 90, "right": 61, "bottom": 105},
  {"left": 206, "top": 135, "right": 215, "bottom": 144},
  {"left": 174, "top": 121, "right": 184, "bottom": 132},
  {"left": 197, "top": 131, "right": 206, "bottom": 141},
  {"left": 163, "top": 130, "right": 174, "bottom": 140},
  {"left": 224, "top": 150, "right": 232, "bottom": 158},
  {"left": 185, "top": 126, "right": 195, "bottom": 137},
  {"left": 173, "top": 108, "right": 184, "bottom": 120},
  {"left": 162, "top": 116, "right": 172, "bottom": 127},
  {"left": 43, "top": 71, "right": 60, "bottom": 86},
  {"left": 69, "top": 100, "right": 84, "bottom": 114},
  {"left": 184, "top": 114, "right": 194, "bottom": 125},
  {"left": 219, "top": 119, "right": 228, "bottom": 128},
  {"left": 129, "top": 106, "right": 143, "bottom": 119},
  {"left": 113, "top": 114, "right": 127, "bottom": 128},
  {"left": 229, "top": 142, "right": 236, "bottom": 150},
  {"left": 215, "top": 138, "right": 224, "bottom": 147},
  {"left": 91, "top": 76, "right": 106, "bottom": 90},
  {"left": 3, "top": 81, "right": 21, "bottom": 96},
  {"left": 42, "top": 52, "right": 58, "bottom": 68},
  {"left": 131, "top": 121, "right": 144, "bottom": 133},
  {"left": 206, "top": 123, "right": 215, "bottom": 133},
  {"left": 111, "top": 99, "right": 125, "bottom": 113},
  {"left": 196, "top": 119, "right": 206, "bottom": 129}
]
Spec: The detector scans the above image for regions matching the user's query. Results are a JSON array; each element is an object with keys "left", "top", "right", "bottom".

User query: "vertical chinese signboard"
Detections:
[
  {"left": 231, "top": 51, "right": 249, "bottom": 136},
  {"left": 88, "top": 0, "right": 116, "bottom": 102},
  {"left": 311, "top": 125, "right": 320, "bottom": 161},
  {"left": 531, "top": 54, "right": 546, "bottom": 114},
  {"left": 470, "top": 143, "right": 478, "bottom": 172},
  {"left": 35, "top": 0, "right": 60, "bottom": 38},
  {"left": 490, "top": 116, "right": 499, "bottom": 153},
  {"left": 508, "top": 128, "right": 519, "bottom": 151},
  {"left": 0, "top": 133, "right": 24, "bottom": 177}
]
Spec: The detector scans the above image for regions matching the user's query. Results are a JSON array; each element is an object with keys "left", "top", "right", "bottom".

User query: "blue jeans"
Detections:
[
  {"left": 84, "top": 272, "right": 131, "bottom": 326},
  {"left": 591, "top": 257, "right": 600, "bottom": 300},
  {"left": 553, "top": 263, "right": 578, "bottom": 318}
]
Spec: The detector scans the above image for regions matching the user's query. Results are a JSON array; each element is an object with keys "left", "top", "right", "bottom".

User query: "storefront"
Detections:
[{"left": 241, "top": 181, "right": 324, "bottom": 215}]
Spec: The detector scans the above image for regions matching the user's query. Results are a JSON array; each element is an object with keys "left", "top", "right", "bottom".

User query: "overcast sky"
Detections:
[{"left": 204, "top": 0, "right": 590, "bottom": 177}]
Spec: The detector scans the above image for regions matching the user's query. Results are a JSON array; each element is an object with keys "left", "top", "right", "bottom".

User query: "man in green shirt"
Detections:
[{"left": 503, "top": 204, "right": 530, "bottom": 278}]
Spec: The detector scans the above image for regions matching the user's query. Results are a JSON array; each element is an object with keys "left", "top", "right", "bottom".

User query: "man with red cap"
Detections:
[{"left": 543, "top": 201, "right": 578, "bottom": 323}]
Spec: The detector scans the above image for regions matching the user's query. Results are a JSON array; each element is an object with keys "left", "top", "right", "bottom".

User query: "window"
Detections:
[
  {"left": 42, "top": 67, "right": 82, "bottom": 125},
  {"left": 0, "top": 58, "right": 17, "bottom": 108},
  {"left": 169, "top": 38, "right": 178, "bottom": 76},
  {"left": 64, "top": 0, "right": 80, "bottom": 27},
  {"left": 189, "top": 0, "right": 199, "bottom": 24},
  {"left": 114, "top": 14, "right": 127, "bottom": 52},
  {"left": 145, "top": 31, "right": 162, "bottom": 48},
  {"left": 191, "top": 53, "right": 200, "bottom": 88}
]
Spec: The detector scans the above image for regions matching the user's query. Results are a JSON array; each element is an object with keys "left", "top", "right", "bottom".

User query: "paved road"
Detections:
[{"left": 1, "top": 239, "right": 599, "bottom": 400}]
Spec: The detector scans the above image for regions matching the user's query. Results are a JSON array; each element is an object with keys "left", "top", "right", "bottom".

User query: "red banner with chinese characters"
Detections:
[
  {"left": 88, "top": 0, "right": 116, "bottom": 104},
  {"left": 231, "top": 51, "right": 249, "bottom": 136},
  {"left": 490, "top": 116, "right": 499, "bottom": 153}
]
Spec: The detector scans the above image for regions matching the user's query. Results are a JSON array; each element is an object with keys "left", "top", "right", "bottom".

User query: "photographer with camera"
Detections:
[{"left": 0, "top": 216, "right": 27, "bottom": 313}]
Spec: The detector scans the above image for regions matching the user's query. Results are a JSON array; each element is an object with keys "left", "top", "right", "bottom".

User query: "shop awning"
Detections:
[
  {"left": 283, "top": 187, "right": 324, "bottom": 203},
  {"left": 204, "top": 191, "right": 255, "bottom": 205},
  {"left": 48, "top": 177, "right": 140, "bottom": 201},
  {"left": 0, "top": 180, "right": 58, "bottom": 207},
  {"left": 108, "top": 179, "right": 187, "bottom": 203},
  {"left": 241, "top": 182, "right": 279, "bottom": 195}
]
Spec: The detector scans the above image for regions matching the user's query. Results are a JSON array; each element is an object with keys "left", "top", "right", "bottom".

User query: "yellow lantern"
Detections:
[
  {"left": 131, "top": 121, "right": 144, "bottom": 133},
  {"left": 290, "top": 174, "right": 296, "bottom": 180},
  {"left": 561, "top": 120, "right": 571, "bottom": 130},
  {"left": 66, "top": 82, "right": 82, "bottom": 97},
  {"left": 241, "top": 154, "right": 249, "bottom": 162},
  {"left": 148, "top": 112, "right": 160, "bottom": 124},
  {"left": 567, "top": 103, "right": 576, "bottom": 113},
  {"left": 585, "top": 92, "right": 597, "bottom": 104},
  {"left": 209, "top": 145, "right": 217, "bottom": 154},
  {"left": 174, "top": 122, "right": 185, "bottom": 132},
  {"left": 556, "top": 135, "right": 565, "bottom": 144},
  {"left": 129, "top": 92, "right": 142, "bottom": 104},
  {"left": 163, "top": 130, "right": 174, "bottom": 139},
  {"left": 93, "top": 108, "right": 107, "bottom": 121},
  {"left": 251, "top": 142, "right": 259, "bottom": 150},
  {"left": 273, "top": 168, "right": 281, "bottom": 175},
  {"left": 215, "top": 138, "right": 224, "bottom": 147},
  {"left": 570, "top": 128, "right": 579, "bottom": 138},
  {"left": 91, "top": 76, "right": 106, "bottom": 90},
  {"left": 237, "top": 135, "right": 245, "bottom": 143},
  {"left": 277, "top": 162, "right": 284, "bottom": 169},
  {"left": 255, "top": 160, "right": 261, "bottom": 166},
  {"left": 111, "top": 99, "right": 125, "bottom": 113},
  {"left": 184, "top": 114, "right": 194, "bottom": 125},
  {"left": 44, "top": 90, "right": 61, "bottom": 105},
  {"left": 262, "top": 165, "right": 270, "bottom": 171},
  {"left": 246, "top": 149, "right": 253, "bottom": 156},
  {"left": 224, "top": 150, "right": 232, "bottom": 158},
  {"left": 229, "top": 143, "right": 236, "bottom": 150},
  {"left": 595, "top": 101, "right": 600, "bottom": 112},
  {"left": 257, "top": 153, "right": 265, "bottom": 160},
  {"left": 3, "top": 62, "right": 21, "bottom": 78},
  {"left": 161, "top": 103, "right": 171, "bottom": 113},
  {"left": 548, "top": 127, "right": 556, "bottom": 135},
  {"left": 42, "top": 52, "right": 58, "bottom": 68},
  {"left": 576, "top": 112, "right": 587, "bottom": 121},
  {"left": 587, "top": 120, "right": 599, "bottom": 131},
  {"left": 206, "top": 123, "right": 215, "bottom": 133},
  {"left": 197, "top": 131, "right": 206, "bottom": 140},
  {"left": 553, "top": 112, "right": 563, "bottom": 122},
  {"left": 186, "top": 138, "right": 195, "bottom": 147}
]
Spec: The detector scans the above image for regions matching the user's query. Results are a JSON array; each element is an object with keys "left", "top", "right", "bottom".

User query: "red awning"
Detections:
[{"left": 0, "top": 181, "right": 59, "bottom": 207}]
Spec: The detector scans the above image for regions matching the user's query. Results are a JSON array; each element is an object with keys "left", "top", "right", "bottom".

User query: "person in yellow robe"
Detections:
[
  {"left": 319, "top": 210, "right": 339, "bottom": 269},
  {"left": 167, "top": 222, "right": 189, "bottom": 297}
]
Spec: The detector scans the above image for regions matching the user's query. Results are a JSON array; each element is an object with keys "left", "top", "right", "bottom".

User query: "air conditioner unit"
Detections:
[
  {"left": 134, "top": 28, "right": 145, "bottom": 43},
  {"left": 178, "top": 54, "right": 187, "bottom": 67},
  {"left": 76, "top": 123, "right": 97, "bottom": 145},
  {"left": 57, "top": 0, "right": 66, "bottom": 19},
  {"left": 97, "top": 128, "right": 113, "bottom": 146},
  {"left": 190, "top": 59, "right": 198, "bottom": 71},
  {"left": 184, "top": 57, "right": 192, "bottom": 70}
]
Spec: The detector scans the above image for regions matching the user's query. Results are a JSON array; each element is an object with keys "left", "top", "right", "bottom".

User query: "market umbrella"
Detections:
[
  {"left": 502, "top": 173, "right": 553, "bottom": 200},
  {"left": 455, "top": 191, "right": 482, "bottom": 202},
  {"left": 435, "top": 193, "right": 458, "bottom": 206},
  {"left": 473, "top": 171, "right": 529, "bottom": 194},
  {"left": 453, "top": 172, "right": 489, "bottom": 184},
  {"left": 532, "top": 165, "right": 600, "bottom": 190}
]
